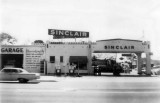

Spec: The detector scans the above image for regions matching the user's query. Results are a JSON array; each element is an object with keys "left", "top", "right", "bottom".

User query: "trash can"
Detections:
[
  {"left": 55, "top": 69, "right": 61, "bottom": 76},
  {"left": 69, "top": 69, "right": 75, "bottom": 76},
  {"left": 94, "top": 66, "right": 101, "bottom": 76}
]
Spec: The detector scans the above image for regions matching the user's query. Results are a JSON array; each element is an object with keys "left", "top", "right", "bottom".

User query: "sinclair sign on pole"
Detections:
[{"left": 48, "top": 29, "right": 89, "bottom": 39}]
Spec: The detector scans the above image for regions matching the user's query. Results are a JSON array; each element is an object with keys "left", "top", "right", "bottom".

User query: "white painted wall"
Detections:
[{"left": 46, "top": 43, "right": 90, "bottom": 74}]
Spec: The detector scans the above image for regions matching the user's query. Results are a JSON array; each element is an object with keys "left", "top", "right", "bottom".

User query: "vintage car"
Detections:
[
  {"left": 151, "top": 65, "right": 160, "bottom": 75},
  {"left": 0, "top": 68, "right": 40, "bottom": 83}
]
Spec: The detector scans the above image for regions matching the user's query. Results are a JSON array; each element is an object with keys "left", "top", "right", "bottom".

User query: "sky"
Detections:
[{"left": 0, "top": 0, "right": 160, "bottom": 60}]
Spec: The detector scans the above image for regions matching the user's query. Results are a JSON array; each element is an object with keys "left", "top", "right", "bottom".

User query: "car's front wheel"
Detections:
[{"left": 18, "top": 78, "right": 28, "bottom": 83}]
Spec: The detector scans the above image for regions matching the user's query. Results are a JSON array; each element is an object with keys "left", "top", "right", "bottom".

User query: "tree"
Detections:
[{"left": 0, "top": 32, "right": 17, "bottom": 45}]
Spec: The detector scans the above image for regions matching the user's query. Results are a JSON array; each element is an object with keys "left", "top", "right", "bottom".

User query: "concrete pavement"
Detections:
[
  {"left": 1, "top": 74, "right": 160, "bottom": 103},
  {"left": 37, "top": 70, "right": 159, "bottom": 82}
]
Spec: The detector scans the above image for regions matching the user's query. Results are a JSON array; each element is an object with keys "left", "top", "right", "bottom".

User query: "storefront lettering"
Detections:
[
  {"left": 26, "top": 49, "right": 44, "bottom": 54},
  {"left": 1, "top": 48, "right": 23, "bottom": 53},
  {"left": 104, "top": 46, "right": 134, "bottom": 50},
  {"left": 25, "top": 48, "right": 44, "bottom": 70}
]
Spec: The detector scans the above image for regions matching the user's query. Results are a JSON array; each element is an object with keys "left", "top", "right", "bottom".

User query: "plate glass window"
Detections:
[
  {"left": 50, "top": 56, "right": 55, "bottom": 63},
  {"left": 60, "top": 56, "right": 63, "bottom": 63}
]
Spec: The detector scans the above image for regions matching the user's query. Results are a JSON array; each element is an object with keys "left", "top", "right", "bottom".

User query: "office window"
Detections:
[
  {"left": 60, "top": 56, "right": 63, "bottom": 63},
  {"left": 50, "top": 56, "right": 55, "bottom": 63}
]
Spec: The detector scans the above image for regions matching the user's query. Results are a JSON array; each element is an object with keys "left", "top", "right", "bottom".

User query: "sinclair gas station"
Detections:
[{"left": 0, "top": 29, "right": 153, "bottom": 76}]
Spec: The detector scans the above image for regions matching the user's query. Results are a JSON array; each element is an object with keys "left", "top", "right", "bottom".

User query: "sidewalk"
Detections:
[
  {"left": 35, "top": 69, "right": 160, "bottom": 82},
  {"left": 36, "top": 75, "right": 81, "bottom": 82}
]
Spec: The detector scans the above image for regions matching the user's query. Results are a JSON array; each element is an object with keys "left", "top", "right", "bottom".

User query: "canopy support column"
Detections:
[
  {"left": 146, "top": 53, "right": 151, "bottom": 75},
  {"left": 136, "top": 53, "right": 142, "bottom": 74}
]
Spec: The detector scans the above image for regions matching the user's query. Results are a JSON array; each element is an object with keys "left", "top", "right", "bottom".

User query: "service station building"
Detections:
[{"left": 0, "top": 38, "right": 152, "bottom": 75}]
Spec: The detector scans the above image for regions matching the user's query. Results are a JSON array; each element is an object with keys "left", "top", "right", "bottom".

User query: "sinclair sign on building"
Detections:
[
  {"left": 93, "top": 39, "right": 145, "bottom": 53},
  {"left": 48, "top": 29, "right": 89, "bottom": 39}
]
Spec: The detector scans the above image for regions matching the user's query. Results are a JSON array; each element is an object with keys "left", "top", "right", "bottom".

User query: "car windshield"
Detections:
[
  {"left": 1, "top": 69, "right": 19, "bottom": 73},
  {"left": 0, "top": 68, "right": 29, "bottom": 73},
  {"left": 1, "top": 69, "right": 12, "bottom": 73}
]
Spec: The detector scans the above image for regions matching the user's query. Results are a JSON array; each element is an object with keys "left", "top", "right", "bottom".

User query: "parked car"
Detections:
[
  {"left": 0, "top": 68, "right": 40, "bottom": 83},
  {"left": 151, "top": 65, "right": 160, "bottom": 75}
]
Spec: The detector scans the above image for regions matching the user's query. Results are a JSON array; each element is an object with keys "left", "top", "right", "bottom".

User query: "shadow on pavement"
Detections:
[
  {"left": 0, "top": 81, "right": 40, "bottom": 84},
  {"left": 94, "top": 74, "right": 157, "bottom": 77},
  {"left": 0, "top": 80, "right": 58, "bottom": 84},
  {"left": 36, "top": 80, "right": 58, "bottom": 82}
]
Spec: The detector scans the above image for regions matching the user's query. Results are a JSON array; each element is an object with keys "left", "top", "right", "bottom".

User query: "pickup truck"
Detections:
[{"left": 0, "top": 68, "right": 40, "bottom": 83}]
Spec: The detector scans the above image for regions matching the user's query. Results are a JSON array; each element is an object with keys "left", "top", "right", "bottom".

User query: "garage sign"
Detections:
[{"left": 1, "top": 47, "right": 23, "bottom": 54}]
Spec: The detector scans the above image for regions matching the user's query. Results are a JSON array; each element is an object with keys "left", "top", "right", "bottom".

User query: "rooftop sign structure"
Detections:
[{"left": 48, "top": 29, "right": 89, "bottom": 39}]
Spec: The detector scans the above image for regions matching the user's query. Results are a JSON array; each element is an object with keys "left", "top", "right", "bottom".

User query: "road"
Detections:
[{"left": 0, "top": 76, "right": 160, "bottom": 103}]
